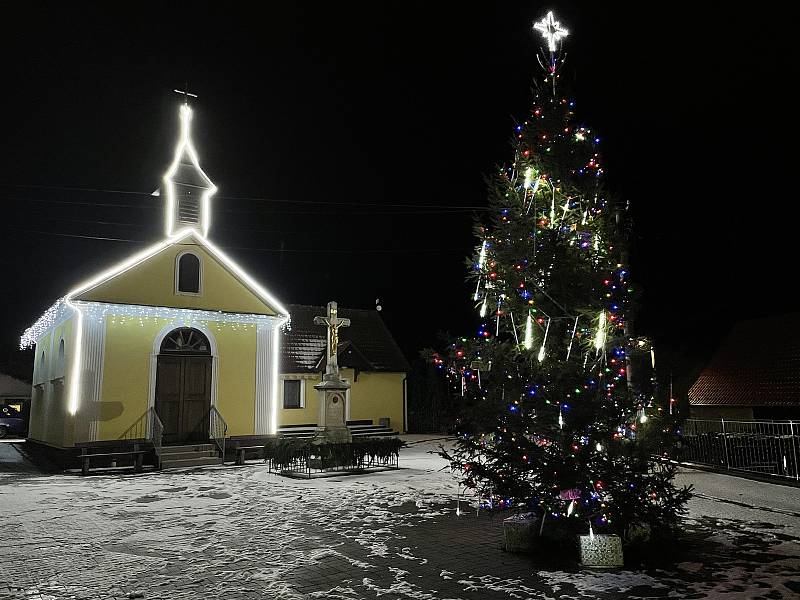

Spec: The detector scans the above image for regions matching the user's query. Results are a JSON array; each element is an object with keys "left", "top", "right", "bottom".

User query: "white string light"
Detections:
[
  {"left": 474, "top": 241, "right": 487, "bottom": 301},
  {"left": 538, "top": 317, "right": 550, "bottom": 362},
  {"left": 163, "top": 105, "right": 217, "bottom": 237},
  {"left": 523, "top": 312, "right": 534, "bottom": 350},
  {"left": 594, "top": 310, "right": 607, "bottom": 354},
  {"left": 565, "top": 315, "right": 579, "bottom": 360}
]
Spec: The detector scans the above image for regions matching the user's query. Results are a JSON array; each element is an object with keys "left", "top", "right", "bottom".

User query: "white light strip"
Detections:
[
  {"left": 70, "top": 233, "right": 187, "bottom": 300},
  {"left": 270, "top": 326, "right": 281, "bottom": 434},
  {"left": 163, "top": 105, "right": 217, "bottom": 237},
  {"left": 537, "top": 318, "right": 550, "bottom": 363},
  {"left": 594, "top": 310, "right": 607, "bottom": 354},
  {"left": 65, "top": 299, "right": 83, "bottom": 415},
  {"left": 523, "top": 313, "right": 534, "bottom": 350},
  {"left": 565, "top": 315, "right": 579, "bottom": 360},
  {"left": 77, "top": 301, "right": 285, "bottom": 326},
  {"left": 198, "top": 234, "right": 290, "bottom": 318}
]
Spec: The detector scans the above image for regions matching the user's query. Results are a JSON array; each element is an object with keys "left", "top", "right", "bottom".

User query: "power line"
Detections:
[
  {"left": 3, "top": 194, "right": 480, "bottom": 216},
  {"left": 4, "top": 183, "right": 488, "bottom": 211},
  {"left": 7, "top": 228, "right": 466, "bottom": 254}
]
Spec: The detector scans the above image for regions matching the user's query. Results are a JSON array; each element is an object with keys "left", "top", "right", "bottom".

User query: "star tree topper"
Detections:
[{"left": 534, "top": 11, "right": 569, "bottom": 52}]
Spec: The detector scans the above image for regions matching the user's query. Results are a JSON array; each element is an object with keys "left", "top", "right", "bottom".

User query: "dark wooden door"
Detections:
[{"left": 155, "top": 355, "right": 212, "bottom": 444}]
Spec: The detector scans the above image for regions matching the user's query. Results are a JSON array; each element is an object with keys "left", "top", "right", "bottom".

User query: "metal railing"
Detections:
[
  {"left": 209, "top": 406, "right": 228, "bottom": 461},
  {"left": 681, "top": 419, "right": 800, "bottom": 480},
  {"left": 269, "top": 451, "right": 400, "bottom": 479},
  {"left": 119, "top": 407, "right": 164, "bottom": 468}
]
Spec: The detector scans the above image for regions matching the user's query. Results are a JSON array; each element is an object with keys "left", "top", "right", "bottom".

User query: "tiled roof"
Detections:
[
  {"left": 0, "top": 373, "right": 31, "bottom": 398},
  {"left": 688, "top": 313, "right": 800, "bottom": 407},
  {"left": 281, "top": 305, "right": 410, "bottom": 373}
]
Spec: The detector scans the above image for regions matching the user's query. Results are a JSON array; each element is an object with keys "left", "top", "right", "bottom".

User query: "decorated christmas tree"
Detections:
[{"left": 437, "top": 12, "right": 690, "bottom": 543}]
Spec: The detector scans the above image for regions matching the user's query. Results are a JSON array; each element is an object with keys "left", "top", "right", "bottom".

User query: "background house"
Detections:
[
  {"left": 280, "top": 304, "right": 410, "bottom": 432},
  {"left": 1, "top": 372, "right": 31, "bottom": 434},
  {"left": 689, "top": 313, "right": 800, "bottom": 420}
]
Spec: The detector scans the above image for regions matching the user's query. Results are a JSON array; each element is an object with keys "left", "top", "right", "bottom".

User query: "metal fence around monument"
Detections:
[
  {"left": 680, "top": 419, "right": 800, "bottom": 480},
  {"left": 267, "top": 451, "right": 400, "bottom": 479}
]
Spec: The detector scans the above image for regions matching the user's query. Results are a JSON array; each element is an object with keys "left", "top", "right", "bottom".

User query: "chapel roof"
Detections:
[
  {"left": 688, "top": 312, "right": 800, "bottom": 407},
  {"left": 281, "top": 304, "right": 410, "bottom": 373}
]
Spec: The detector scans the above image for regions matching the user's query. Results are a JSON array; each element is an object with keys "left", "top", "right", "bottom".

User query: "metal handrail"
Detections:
[
  {"left": 149, "top": 409, "right": 164, "bottom": 469},
  {"left": 119, "top": 409, "right": 151, "bottom": 441},
  {"left": 209, "top": 406, "right": 228, "bottom": 461},
  {"left": 119, "top": 407, "right": 164, "bottom": 469},
  {"left": 681, "top": 418, "right": 799, "bottom": 480}
]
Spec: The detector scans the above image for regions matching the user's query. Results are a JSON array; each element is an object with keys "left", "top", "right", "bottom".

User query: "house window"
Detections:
[
  {"left": 177, "top": 253, "right": 201, "bottom": 294},
  {"left": 283, "top": 380, "right": 302, "bottom": 409}
]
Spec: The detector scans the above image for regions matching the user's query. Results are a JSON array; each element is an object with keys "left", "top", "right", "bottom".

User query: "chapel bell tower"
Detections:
[{"left": 163, "top": 103, "right": 217, "bottom": 237}]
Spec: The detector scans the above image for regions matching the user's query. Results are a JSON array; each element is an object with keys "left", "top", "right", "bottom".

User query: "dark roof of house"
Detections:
[
  {"left": 280, "top": 304, "right": 410, "bottom": 373},
  {"left": 0, "top": 373, "right": 31, "bottom": 398},
  {"left": 689, "top": 313, "right": 800, "bottom": 407}
]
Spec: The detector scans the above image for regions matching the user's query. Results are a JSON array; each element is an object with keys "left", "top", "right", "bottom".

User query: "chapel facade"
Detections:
[{"left": 24, "top": 104, "right": 289, "bottom": 449}]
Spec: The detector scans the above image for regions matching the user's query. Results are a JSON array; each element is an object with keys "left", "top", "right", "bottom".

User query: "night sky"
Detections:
[{"left": 1, "top": 4, "right": 796, "bottom": 395}]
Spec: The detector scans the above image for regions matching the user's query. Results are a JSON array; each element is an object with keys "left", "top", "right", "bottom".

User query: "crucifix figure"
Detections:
[{"left": 314, "top": 301, "right": 350, "bottom": 375}]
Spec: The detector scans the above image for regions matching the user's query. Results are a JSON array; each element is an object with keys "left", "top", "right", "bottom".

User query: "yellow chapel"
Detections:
[{"left": 22, "top": 104, "right": 407, "bottom": 465}]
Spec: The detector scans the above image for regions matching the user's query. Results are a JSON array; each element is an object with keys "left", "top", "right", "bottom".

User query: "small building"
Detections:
[
  {"left": 689, "top": 313, "right": 800, "bottom": 420},
  {"left": 279, "top": 305, "right": 409, "bottom": 432},
  {"left": 22, "top": 104, "right": 289, "bottom": 450},
  {"left": 1, "top": 372, "right": 31, "bottom": 432}
]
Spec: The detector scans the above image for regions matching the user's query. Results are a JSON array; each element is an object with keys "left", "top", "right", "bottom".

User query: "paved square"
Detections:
[{"left": 1, "top": 437, "right": 799, "bottom": 599}]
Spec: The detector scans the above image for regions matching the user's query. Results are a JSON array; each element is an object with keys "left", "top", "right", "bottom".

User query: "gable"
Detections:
[{"left": 73, "top": 234, "right": 285, "bottom": 316}]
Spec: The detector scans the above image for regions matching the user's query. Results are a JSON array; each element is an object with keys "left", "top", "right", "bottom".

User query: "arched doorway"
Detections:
[{"left": 154, "top": 327, "right": 213, "bottom": 445}]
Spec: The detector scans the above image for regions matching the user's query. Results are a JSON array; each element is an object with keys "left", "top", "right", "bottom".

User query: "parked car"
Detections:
[{"left": 0, "top": 405, "right": 25, "bottom": 438}]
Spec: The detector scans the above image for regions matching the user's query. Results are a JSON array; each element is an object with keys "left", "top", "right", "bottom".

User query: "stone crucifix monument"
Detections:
[{"left": 313, "top": 301, "right": 352, "bottom": 443}]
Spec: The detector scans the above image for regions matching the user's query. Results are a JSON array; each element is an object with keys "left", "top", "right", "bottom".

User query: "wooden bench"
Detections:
[
  {"left": 76, "top": 441, "right": 148, "bottom": 476},
  {"left": 234, "top": 445, "right": 269, "bottom": 465}
]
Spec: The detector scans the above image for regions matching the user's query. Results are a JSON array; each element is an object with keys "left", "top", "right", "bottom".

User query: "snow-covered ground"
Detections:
[{"left": 1, "top": 436, "right": 799, "bottom": 599}]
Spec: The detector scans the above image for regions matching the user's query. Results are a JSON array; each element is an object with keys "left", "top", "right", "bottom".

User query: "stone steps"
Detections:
[{"left": 159, "top": 443, "right": 222, "bottom": 469}]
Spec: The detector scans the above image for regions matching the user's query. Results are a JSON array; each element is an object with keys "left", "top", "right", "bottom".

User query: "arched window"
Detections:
[
  {"left": 160, "top": 328, "right": 211, "bottom": 355},
  {"left": 177, "top": 252, "right": 201, "bottom": 294},
  {"left": 57, "top": 339, "right": 65, "bottom": 374}
]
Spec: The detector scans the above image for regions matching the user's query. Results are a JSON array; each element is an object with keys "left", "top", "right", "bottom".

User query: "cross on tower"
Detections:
[
  {"left": 173, "top": 87, "right": 198, "bottom": 105},
  {"left": 314, "top": 301, "right": 351, "bottom": 375}
]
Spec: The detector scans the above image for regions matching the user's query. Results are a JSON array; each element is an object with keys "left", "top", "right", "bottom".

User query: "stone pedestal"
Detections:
[{"left": 314, "top": 374, "right": 352, "bottom": 443}]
